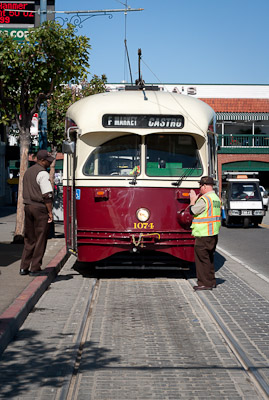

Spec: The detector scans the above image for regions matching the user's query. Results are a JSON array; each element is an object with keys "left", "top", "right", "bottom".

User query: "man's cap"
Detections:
[
  {"left": 199, "top": 176, "right": 215, "bottom": 186},
  {"left": 36, "top": 150, "right": 54, "bottom": 163}
]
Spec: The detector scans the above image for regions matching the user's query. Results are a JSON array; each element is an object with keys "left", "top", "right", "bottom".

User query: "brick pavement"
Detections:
[
  {"left": 188, "top": 256, "right": 269, "bottom": 394},
  {"left": 0, "top": 255, "right": 265, "bottom": 400}
]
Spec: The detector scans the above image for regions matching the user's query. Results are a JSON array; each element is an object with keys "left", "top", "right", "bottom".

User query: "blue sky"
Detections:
[{"left": 55, "top": 0, "right": 269, "bottom": 85}]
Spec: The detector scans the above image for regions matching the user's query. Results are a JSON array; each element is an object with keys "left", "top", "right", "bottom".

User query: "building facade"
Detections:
[{"left": 107, "top": 84, "right": 269, "bottom": 192}]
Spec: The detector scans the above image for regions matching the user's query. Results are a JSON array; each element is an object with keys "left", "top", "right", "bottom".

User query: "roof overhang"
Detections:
[{"left": 216, "top": 112, "right": 269, "bottom": 121}]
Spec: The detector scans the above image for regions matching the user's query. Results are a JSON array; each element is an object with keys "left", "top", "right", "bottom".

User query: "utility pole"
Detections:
[
  {"left": 38, "top": 0, "right": 48, "bottom": 149},
  {"left": 40, "top": 0, "right": 47, "bottom": 24}
]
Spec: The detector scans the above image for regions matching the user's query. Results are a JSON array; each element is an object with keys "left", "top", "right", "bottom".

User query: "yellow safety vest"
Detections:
[{"left": 191, "top": 192, "right": 221, "bottom": 237}]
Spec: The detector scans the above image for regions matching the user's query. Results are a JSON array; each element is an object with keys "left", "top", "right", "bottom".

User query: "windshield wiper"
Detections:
[
  {"left": 171, "top": 160, "right": 198, "bottom": 187},
  {"left": 129, "top": 168, "right": 138, "bottom": 185}
]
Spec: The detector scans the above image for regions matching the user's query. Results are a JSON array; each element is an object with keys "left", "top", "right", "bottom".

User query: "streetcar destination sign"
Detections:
[
  {"left": 102, "top": 114, "right": 184, "bottom": 129},
  {"left": 0, "top": 1, "right": 35, "bottom": 26}
]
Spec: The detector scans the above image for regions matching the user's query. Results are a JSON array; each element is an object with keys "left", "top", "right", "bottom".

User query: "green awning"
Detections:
[
  {"left": 217, "top": 113, "right": 269, "bottom": 121},
  {"left": 222, "top": 161, "right": 269, "bottom": 172}
]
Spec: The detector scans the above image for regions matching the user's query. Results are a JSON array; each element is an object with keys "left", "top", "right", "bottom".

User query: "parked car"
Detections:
[{"left": 259, "top": 186, "right": 268, "bottom": 211}]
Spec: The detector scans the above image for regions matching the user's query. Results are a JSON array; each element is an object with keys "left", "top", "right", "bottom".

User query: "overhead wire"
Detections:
[{"left": 141, "top": 57, "right": 207, "bottom": 136}]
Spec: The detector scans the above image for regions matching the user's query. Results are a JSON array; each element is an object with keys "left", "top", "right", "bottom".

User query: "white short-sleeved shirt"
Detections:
[{"left": 36, "top": 171, "right": 53, "bottom": 195}]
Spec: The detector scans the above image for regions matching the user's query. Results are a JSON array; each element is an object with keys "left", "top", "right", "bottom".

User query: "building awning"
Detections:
[
  {"left": 216, "top": 112, "right": 269, "bottom": 121},
  {"left": 222, "top": 161, "right": 269, "bottom": 172}
]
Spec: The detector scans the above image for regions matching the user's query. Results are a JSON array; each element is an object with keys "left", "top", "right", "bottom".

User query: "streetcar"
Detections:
[{"left": 62, "top": 84, "right": 218, "bottom": 266}]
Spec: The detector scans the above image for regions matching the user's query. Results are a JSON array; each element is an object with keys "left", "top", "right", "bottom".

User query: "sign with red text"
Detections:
[{"left": 0, "top": 1, "right": 35, "bottom": 27}]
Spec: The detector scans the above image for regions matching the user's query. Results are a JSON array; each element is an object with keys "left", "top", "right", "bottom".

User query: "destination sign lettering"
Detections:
[
  {"left": 102, "top": 114, "right": 184, "bottom": 129},
  {"left": 0, "top": 1, "right": 35, "bottom": 26}
]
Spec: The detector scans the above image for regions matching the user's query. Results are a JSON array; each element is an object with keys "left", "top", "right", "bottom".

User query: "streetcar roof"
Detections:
[{"left": 66, "top": 90, "right": 215, "bottom": 136}]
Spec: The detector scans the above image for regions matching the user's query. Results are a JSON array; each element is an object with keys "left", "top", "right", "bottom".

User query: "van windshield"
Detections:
[{"left": 230, "top": 183, "right": 261, "bottom": 200}]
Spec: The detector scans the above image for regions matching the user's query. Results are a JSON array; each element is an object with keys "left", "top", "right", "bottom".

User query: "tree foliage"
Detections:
[
  {"left": 0, "top": 21, "right": 91, "bottom": 129},
  {"left": 0, "top": 21, "right": 91, "bottom": 240},
  {"left": 47, "top": 74, "right": 107, "bottom": 150}
]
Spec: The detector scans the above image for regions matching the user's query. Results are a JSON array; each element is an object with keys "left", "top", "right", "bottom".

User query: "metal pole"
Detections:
[
  {"left": 40, "top": 0, "right": 47, "bottom": 24},
  {"left": 39, "top": 0, "right": 48, "bottom": 149}
]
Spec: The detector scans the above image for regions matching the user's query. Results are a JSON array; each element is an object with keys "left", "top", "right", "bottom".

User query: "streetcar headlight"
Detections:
[{"left": 136, "top": 208, "right": 150, "bottom": 222}]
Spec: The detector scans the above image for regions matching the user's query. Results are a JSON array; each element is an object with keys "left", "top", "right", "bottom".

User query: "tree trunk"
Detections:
[
  {"left": 13, "top": 129, "right": 30, "bottom": 243},
  {"left": 49, "top": 145, "right": 57, "bottom": 187}
]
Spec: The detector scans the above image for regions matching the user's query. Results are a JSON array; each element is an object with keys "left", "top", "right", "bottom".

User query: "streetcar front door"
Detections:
[{"left": 62, "top": 140, "right": 77, "bottom": 255}]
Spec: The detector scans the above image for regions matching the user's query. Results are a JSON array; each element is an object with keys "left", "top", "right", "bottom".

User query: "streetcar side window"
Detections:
[
  {"left": 208, "top": 133, "right": 217, "bottom": 177},
  {"left": 83, "top": 135, "right": 141, "bottom": 176},
  {"left": 145, "top": 134, "right": 202, "bottom": 177}
]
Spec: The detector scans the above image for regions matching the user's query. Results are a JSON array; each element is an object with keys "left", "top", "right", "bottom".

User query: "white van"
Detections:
[
  {"left": 259, "top": 186, "right": 268, "bottom": 211},
  {"left": 221, "top": 175, "right": 265, "bottom": 228}
]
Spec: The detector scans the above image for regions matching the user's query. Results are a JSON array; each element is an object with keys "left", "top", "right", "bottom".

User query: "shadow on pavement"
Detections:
[
  {"left": 0, "top": 243, "right": 24, "bottom": 267},
  {"left": 0, "top": 328, "right": 119, "bottom": 398},
  {"left": 0, "top": 206, "right": 17, "bottom": 218}
]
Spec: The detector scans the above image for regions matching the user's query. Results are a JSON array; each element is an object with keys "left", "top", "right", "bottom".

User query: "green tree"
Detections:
[
  {"left": 0, "top": 21, "right": 90, "bottom": 241},
  {"left": 46, "top": 74, "right": 107, "bottom": 183},
  {"left": 47, "top": 74, "right": 107, "bottom": 150}
]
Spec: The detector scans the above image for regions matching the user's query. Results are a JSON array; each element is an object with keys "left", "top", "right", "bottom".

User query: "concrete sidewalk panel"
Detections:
[{"left": 0, "top": 246, "right": 69, "bottom": 356}]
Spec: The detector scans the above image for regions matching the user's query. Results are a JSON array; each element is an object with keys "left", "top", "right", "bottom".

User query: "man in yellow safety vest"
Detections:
[{"left": 189, "top": 176, "right": 221, "bottom": 291}]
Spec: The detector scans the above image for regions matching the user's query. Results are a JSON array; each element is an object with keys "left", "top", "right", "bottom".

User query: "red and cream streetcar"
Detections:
[{"left": 62, "top": 84, "right": 218, "bottom": 266}]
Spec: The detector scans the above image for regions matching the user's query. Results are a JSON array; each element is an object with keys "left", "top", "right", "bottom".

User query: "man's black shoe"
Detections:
[
  {"left": 29, "top": 269, "right": 44, "bottom": 276},
  {"left": 19, "top": 269, "right": 29, "bottom": 275}
]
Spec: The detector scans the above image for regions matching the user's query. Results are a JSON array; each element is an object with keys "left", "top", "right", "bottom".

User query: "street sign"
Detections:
[
  {"left": 0, "top": 1, "right": 35, "bottom": 27},
  {"left": 0, "top": 27, "right": 29, "bottom": 40}
]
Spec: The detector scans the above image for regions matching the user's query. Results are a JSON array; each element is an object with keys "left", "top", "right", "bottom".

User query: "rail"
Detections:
[
  {"left": 189, "top": 277, "right": 269, "bottom": 399},
  {"left": 218, "top": 134, "right": 269, "bottom": 148}
]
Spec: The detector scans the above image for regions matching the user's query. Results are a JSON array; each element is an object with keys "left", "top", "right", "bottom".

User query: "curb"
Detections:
[{"left": 0, "top": 246, "right": 70, "bottom": 357}]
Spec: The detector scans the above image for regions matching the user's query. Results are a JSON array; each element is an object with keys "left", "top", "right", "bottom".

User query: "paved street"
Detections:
[{"left": 218, "top": 212, "right": 269, "bottom": 281}]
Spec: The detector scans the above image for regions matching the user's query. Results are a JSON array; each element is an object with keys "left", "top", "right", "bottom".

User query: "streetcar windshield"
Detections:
[
  {"left": 146, "top": 134, "right": 202, "bottom": 177},
  {"left": 83, "top": 135, "right": 141, "bottom": 176}
]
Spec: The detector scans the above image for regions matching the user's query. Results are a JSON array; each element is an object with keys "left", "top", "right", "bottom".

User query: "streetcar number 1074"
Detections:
[{"left": 133, "top": 222, "right": 155, "bottom": 229}]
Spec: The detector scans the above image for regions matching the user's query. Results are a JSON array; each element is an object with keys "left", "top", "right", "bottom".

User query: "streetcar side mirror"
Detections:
[{"left": 62, "top": 140, "right": 75, "bottom": 154}]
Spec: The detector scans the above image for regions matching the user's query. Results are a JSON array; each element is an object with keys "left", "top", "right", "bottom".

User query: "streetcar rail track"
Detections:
[
  {"left": 58, "top": 278, "right": 98, "bottom": 400},
  {"left": 188, "top": 278, "right": 269, "bottom": 399},
  {"left": 58, "top": 269, "right": 268, "bottom": 400}
]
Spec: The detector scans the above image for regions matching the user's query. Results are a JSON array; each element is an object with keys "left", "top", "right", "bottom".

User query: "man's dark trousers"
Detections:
[
  {"left": 20, "top": 205, "right": 50, "bottom": 272},
  {"left": 194, "top": 235, "right": 218, "bottom": 287}
]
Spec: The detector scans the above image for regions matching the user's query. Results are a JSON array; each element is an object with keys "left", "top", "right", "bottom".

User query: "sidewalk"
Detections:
[{"left": 0, "top": 206, "right": 69, "bottom": 355}]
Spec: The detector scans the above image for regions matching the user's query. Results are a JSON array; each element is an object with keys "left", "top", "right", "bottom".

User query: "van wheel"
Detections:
[
  {"left": 254, "top": 217, "right": 262, "bottom": 227},
  {"left": 243, "top": 217, "right": 250, "bottom": 228},
  {"left": 225, "top": 216, "right": 230, "bottom": 227}
]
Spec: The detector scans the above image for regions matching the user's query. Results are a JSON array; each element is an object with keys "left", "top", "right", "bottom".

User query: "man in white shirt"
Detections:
[{"left": 19, "top": 150, "right": 54, "bottom": 276}]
